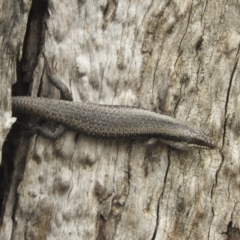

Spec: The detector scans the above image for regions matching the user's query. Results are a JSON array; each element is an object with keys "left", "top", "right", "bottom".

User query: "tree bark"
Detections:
[
  {"left": 0, "top": 0, "right": 31, "bottom": 163},
  {"left": 1, "top": 0, "right": 240, "bottom": 239}
]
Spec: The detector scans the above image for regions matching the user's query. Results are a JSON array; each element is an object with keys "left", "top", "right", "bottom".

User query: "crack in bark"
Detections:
[
  {"left": 151, "top": 192, "right": 161, "bottom": 240},
  {"left": 178, "top": 0, "right": 193, "bottom": 52},
  {"left": 21, "top": 0, "right": 48, "bottom": 84},
  {"left": 222, "top": 52, "right": 239, "bottom": 149}
]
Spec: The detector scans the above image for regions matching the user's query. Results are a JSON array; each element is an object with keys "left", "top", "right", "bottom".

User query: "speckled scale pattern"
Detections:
[{"left": 12, "top": 96, "right": 216, "bottom": 149}]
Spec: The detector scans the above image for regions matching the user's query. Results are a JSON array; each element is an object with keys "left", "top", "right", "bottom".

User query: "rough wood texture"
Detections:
[
  {"left": 0, "top": 0, "right": 31, "bottom": 164},
  {"left": 1, "top": 0, "right": 240, "bottom": 239},
  {"left": 0, "top": 0, "right": 31, "bottom": 238}
]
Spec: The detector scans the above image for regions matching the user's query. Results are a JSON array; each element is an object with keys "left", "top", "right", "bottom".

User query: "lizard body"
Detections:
[{"left": 12, "top": 96, "right": 216, "bottom": 150}]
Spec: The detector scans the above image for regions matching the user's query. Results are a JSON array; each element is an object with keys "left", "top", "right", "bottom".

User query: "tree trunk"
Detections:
[{"left": 1, "top": 0, "right": 240, "bottom": 239}]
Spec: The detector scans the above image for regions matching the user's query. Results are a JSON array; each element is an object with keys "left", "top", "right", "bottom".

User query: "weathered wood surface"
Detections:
[
  {"left": 1, "top": 0, "right": 240, "bottom": 239},
  {"left": 0, "top": 0, "right": 31, "bottom": 164}
]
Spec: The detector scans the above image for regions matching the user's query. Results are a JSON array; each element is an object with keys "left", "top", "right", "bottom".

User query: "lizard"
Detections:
[{"left": 12, "top": 56, "right": 216, "bottom": 151}]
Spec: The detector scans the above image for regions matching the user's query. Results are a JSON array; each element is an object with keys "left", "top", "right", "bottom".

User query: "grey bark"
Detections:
[
  {"left": 1, "top": 0, "right": 240, "bottom": 239},
  {"left": 0, "top": 0, "right": 30, "bottom": 164}
]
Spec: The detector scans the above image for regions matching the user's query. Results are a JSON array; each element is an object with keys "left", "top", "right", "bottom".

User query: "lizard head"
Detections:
[{"left": 159, "top": 128, "right": 217, "bottom": 150}]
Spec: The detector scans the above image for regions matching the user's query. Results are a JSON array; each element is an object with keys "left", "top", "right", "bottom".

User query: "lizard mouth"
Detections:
[{"left": 191, "top": 138, "right": 217, "bottom": 149}]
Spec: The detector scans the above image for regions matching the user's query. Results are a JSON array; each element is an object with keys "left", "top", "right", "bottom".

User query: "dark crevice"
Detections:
[
  {"left": 195, "top": 36, "right": 203, "bottom": 52},
  {"left": 0, "top": 0, "right": 48, "bottom": 228},
  {"left": 20, "top": 0, "right": 48, "bottom": 84},
  {"left": 164, "top": 150, "right": 171, "bottom": 184},
  {"left": 222, "top": 221, "right": 240, "bottom": 240}
]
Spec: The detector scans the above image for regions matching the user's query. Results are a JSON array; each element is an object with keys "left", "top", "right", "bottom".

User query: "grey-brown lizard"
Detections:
[
  {"left": 12, "top": 56, "right": 216, "bottom": 150},
  {"left": 12, "top": 96, "right": 216, "bottom": 150}
]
